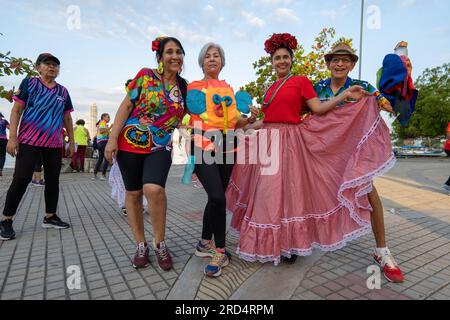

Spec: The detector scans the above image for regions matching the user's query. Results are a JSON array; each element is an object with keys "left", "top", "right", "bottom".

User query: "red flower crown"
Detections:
[
  {"left": 152, "top": 36, "right": 168, "bottom": 52},
  {"left": 264, "top": 33, "right": 298, "bottom": 55}
]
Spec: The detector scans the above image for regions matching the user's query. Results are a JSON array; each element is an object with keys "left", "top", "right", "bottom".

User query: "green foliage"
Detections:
[
  {"left": 242, "top": 28, "right": 353, "bottom": 106},
  {"left": 392, "top": 63, "right": 450, "bottom": 139},
  {"left": 0, "top": 50, "right": 39, "bottom": 102}
]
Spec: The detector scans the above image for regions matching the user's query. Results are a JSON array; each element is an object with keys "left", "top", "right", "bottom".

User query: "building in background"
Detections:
[{"left": 89, "top": 103, "right": 98, "bottom": 136}]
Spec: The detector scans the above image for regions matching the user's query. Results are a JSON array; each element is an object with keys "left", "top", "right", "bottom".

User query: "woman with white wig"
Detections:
[{"left": 185, "top": 42, "right": 258, "bottom": 277}]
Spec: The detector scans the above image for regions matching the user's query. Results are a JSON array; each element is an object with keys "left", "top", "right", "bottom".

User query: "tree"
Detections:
[
  {"left": 392, "top": 63, "right": 450, "bottom": 140},
  {"left": 242, "top": 28, "right": 353, "bottom": 105},
  {"left": 0, "top": 50, "right": 39, "bottom": 102}
]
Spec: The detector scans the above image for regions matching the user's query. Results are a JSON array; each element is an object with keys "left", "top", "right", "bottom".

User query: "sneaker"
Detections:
[
  {"left": 121, "top": 207, "right": 127, "bottom": 216},
  {"left": 91, "top": 175, "right": 98, "bottom": 180},
  {"left": 374, "top": 249, "right": 405, "bottom": 283},
  {"left": 204, "top": 249, "right": 230, "bottom": 277},
  {"left": 153, "top": 240, "right": 173, "bottom": 271},
  {"left": 0, "top": 219, "right": 16, "bottom": 240},
  {"left": 195, "top": 240, "right": 232, "bottom": 259},
  {"left": 41, "top": 214, "right": 70, "bottom": 229},
  {"left": 132, "top": 242, "right": 150, "bottom": 269},
  {"left": 72, "top": 170, "right": 78, "bottom": 173},
  {"left": 100, "top": 176, "right": 106, "bottom": 181},
  {"left": 195, "top": 240, "right": 216, "bottom": 258}
]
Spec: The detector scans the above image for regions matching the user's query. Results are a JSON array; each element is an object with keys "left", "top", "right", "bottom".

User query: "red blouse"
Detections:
[{"left": 262, "top": 76, "right": 317, "bottom": 124}]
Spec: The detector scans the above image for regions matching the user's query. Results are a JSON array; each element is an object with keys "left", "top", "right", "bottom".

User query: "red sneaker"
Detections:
[
  {"left": 153, "top": 240, "right": 173, "bottom": 271},
  {"left": 374, "top": 249, "right": 405, "bottom": 283}
]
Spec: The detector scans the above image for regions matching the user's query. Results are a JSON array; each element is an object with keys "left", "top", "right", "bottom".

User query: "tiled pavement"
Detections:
[{"left": 0, "top": 158, "right": 449, "bottom": 300}]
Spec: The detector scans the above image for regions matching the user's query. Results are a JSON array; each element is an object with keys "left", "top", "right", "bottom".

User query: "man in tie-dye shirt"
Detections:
[{"left": 0, "top": 53, "right": 74, "bottom": 241}]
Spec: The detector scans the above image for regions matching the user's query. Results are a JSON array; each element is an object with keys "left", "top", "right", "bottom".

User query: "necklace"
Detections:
[
  {"left": 159, "top": 72, "right": 185, "bottom": 125},
  {"left": 160, "top": 73, "right": 182, "bottom": 105},
  {"left": 262, "top": 73, "right": 293, "bottom": 109}
]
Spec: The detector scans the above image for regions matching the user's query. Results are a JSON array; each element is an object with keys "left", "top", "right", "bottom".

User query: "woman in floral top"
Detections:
[{"left": 105, "top": 37, "right": 188, "bottom": 271}]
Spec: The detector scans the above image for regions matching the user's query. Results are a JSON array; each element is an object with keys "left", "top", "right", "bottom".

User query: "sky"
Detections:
[{"left": 1, "top": 0, "right": 449, "bottom": 128}]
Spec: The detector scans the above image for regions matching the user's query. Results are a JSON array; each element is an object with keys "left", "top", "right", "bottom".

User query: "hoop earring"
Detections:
[{"left": 157, "top": 61, "right": 164, "bottom": 75}]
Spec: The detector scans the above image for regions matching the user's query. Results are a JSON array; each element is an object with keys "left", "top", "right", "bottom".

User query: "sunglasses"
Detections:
[{"left": 330, "top": 57, "right": 353, "bottom": 64}]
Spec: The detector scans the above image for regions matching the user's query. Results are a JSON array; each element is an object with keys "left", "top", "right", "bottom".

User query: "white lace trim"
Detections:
[
  {"left": 228, "top": 180, "right": 249, "bottom": 209},
  {"left": 227, "top": 156, "right": 396, "bottom": 230},
  {"left": 357, "top": 114, "right": 382, "bottom": 150},
  {"left": 235, "top": 226, "right": 372, "bottom": 266},
  {"left": 228, "top": 155, "right": 394, "bottom": 231},
  {"left": 337, "top": 153, "right": 396, "bottom": 227},
  {"left": 355, "top": 182, "right": 374, "bottom": 210}
]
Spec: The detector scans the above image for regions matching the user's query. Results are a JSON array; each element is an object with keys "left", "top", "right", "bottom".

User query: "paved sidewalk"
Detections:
[{"left": 0, "top": 158, "right": 449, "bottom": 300}]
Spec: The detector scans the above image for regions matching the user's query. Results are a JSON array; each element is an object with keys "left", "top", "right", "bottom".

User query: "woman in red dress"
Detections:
[{"left": 226, "top": 33, "right": 396, "bottom": 265}]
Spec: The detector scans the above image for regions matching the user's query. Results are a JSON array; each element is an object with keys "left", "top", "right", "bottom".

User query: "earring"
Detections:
[{"left": 157, "top": 61, "right": 164, "bottom": 75}]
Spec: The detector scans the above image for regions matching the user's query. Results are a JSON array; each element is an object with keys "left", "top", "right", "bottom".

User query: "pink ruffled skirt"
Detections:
[{"left": 226, "top": 97, "right": 395, "bottom": 265}]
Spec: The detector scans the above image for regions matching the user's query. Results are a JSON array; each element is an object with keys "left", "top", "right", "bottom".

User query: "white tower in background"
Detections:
[{"left": 89, "top": 103, "right": 98, "bottom": 137}]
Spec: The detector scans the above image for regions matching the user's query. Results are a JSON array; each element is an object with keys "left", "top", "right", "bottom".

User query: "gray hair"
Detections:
[{"left": 198, "top": 43, "right": 226, "bottom": 69}]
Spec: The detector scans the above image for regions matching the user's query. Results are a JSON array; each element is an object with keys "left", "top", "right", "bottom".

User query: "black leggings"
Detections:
[
  {"left": 445, "top": 176, "right": 450, "bottom": 186},
  {"left": 0, "top": 139, "right": 6, "bottom": 170},
  {"left": 3, "top": 144, "right": 62, "bottom": 216},
  {"left": 34, "top": 153, "right": 43, "bottom": 173},
  {"left": 94, "top": 141, "right": 109, "bottom": 175},
  {"left": 195, "top": 154, "right": 235, "bottom": 249}
]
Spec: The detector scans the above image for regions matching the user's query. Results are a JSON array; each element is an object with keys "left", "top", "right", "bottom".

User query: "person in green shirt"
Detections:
[{"left": 71, "top": 119, "right": 91, "bottom": 172}]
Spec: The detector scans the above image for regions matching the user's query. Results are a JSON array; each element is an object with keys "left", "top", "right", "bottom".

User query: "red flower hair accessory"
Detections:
[
  {"left": 151, "top": 36, "right": 167, "bottom": 52},
  {"left": 264, "top": 33, "right": 298, "bottom": 55}
]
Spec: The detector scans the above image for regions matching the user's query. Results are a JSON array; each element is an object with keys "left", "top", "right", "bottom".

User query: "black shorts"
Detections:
[{"left": 116, "top": 150, "right": 172, "bottom": 191}]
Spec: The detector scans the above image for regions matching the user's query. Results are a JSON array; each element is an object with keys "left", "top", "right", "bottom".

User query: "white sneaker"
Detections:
[{"left": 100, "top": 176, "right": 106, "bottom": 181}]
